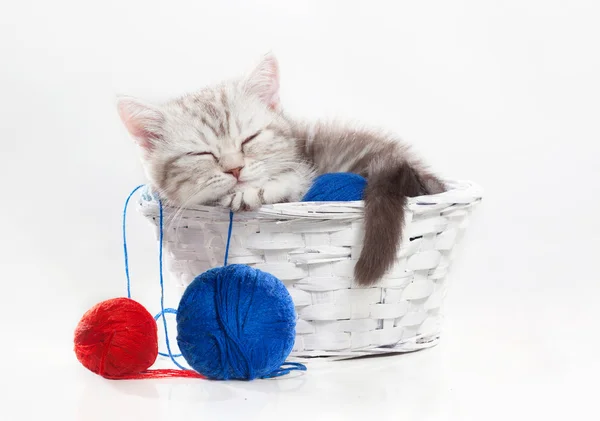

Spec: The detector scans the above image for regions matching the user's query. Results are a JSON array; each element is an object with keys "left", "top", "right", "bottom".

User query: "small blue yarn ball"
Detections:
[
  {"left": 176, "top": 264, "right": 296, "bottom": 380},
  {"left": 302, "top": 172, "right": 367, "bottom": 202}
]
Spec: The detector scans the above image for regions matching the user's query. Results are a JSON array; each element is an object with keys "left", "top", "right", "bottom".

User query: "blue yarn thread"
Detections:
[
  {"left": 123, "top": 184, "right": 145, "bottom": 299},
  {"left": 223, "top": 210, "right": 234, "bottom": 266},
  {"left": 156, "top": 198, "right": 187, "bottom": 369},
  {"left": 122, "top": 185, "right": 185, "bottom": 369},
  {"left": 123, "top": 186, "right": 306, "bottom": 378},
  {"left": 262, "top": 362, "right": 308, "bottom": 379},
  {"left": 153, "top": 308, "right": 182, "bottom": 358}
]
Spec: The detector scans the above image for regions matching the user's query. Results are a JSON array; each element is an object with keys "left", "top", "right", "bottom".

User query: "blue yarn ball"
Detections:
[
  {"left": 302, "top": 172, "right": 367, "bottom": 202},
  {"left": 176, "top": 264, "right": 296, "bottom": 380}
]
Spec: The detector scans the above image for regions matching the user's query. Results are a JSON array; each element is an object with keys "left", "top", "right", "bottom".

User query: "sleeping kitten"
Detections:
[{"left": 117, "top": 54, "right": 445, "bottom": 286}]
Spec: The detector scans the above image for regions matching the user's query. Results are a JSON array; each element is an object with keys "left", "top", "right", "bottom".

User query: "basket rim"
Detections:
[{"left": 138, "top": 179, "right": 482, "bottom": 221}]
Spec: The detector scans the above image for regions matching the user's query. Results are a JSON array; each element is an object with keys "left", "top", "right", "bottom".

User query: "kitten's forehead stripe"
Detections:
[
  {"left": 200, "top": 117, "right": 219, "bottom": 138},
  {"left": 194, "top": 127, "right": 208, "bottom": 144},
  {"left": 203, "top": 102, "right": 220, "bottom": 121},
  {"left": 224, "top": 109, "right": 231, "bottom": 136},
  {"left": 179, "top": 101, "right": 190, "bottom": 113},
  {"left": 220, "top": 86, "right": 228, "bottom": 109},
  {"left": 221, "top": 88, "right": 231, "bottom": 137}
]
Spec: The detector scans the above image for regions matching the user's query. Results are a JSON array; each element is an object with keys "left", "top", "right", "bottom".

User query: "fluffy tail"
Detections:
[{"left": 354, "top": 162, "right": 434, "bottom": 286}]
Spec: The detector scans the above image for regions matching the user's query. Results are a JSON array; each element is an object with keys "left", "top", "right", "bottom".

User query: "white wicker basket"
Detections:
[{"left": 138, "top": 180, "right": 482, "bottom": 359}]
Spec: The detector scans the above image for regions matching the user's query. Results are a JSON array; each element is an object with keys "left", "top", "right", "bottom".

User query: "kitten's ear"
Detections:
[
  {"left": 245, "top": 53, "right": 280, "bottom": 110},
  {"left": 116, "top": 96, "right": 164, "bottom": 151}
]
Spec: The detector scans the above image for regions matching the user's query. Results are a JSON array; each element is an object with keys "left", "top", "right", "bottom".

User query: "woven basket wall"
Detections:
[{"left": 138, "top": 180, "right": 482, "bottom": 359}]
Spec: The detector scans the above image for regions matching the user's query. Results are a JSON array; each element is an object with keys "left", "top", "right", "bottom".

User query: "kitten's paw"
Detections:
[{"left": 219, "top": 188, "right": 263, "bottom": 212}]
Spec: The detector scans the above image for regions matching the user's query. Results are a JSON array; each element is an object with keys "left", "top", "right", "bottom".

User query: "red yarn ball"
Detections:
[{"left": 74, "top": 298, "right": 158, "bottom": 379}]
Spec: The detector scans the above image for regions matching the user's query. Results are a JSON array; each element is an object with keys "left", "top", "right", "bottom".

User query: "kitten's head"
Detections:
[{"left": 117, "top": 54, "right": 300, "bottom": 206}]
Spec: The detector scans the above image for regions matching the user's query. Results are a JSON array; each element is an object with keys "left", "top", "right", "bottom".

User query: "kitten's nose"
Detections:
[{"left": 226, "top": 166, "right": 243, "bottom": 180}]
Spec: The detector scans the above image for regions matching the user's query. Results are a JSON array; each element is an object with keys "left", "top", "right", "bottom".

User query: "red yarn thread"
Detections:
[{"left": 74, "top": 298, "right": 203, "bottom": 380}]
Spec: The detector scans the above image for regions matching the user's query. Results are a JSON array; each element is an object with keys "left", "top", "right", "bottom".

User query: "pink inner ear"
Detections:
[
  {"left": 121, "top": 117, "right": 154, "bottom": 149},
  {"left": 247, "top": 54, "right": 281, "bottom": 110},
  {"left": 117, "top": 98, "right": 163, "bottom": 150},
  {"left": 128, "top": 125, "right": 156, "bottom": 150},
  {"left": 265, "top": 81, "right": 280, "bottom": 111}
]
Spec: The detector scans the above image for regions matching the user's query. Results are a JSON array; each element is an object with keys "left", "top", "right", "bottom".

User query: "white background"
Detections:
[{"left": 1, "top": 1, "right": 599, "bottom": 420}]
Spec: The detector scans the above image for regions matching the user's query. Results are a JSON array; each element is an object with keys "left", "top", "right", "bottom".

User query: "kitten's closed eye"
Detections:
[
  {"left": 242, "top": 131, "right": 261, "bottom": 147},
  {"left": 186, "top": 151, "right": 216, "bottom": 159}
]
